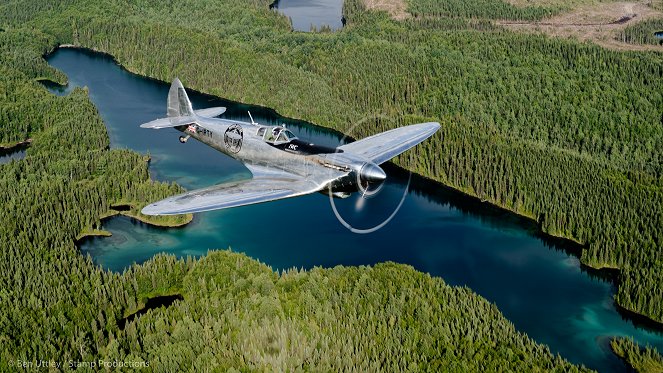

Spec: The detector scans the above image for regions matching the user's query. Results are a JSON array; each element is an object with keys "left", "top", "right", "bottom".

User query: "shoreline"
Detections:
[
  {"left": 616, "top": 302, "right": 663, "bottom": 331},
  {"left": 48, "top": 44, "right": 660, "bottom": 331},
  {"left": 76, "top": 206, "right": 192, "bottom": 243},
  {"left": 396, "top": 155, "right": 663, "bottom": 327},
  {"left": 0, "top": 138, "right": 32, "bottom": 151},
  {"left": 45, "top": 45, "right": 353, "bottom": 143},
  {"left": 109, "top": 202, "right": 193, "bottom": 227},
  {"left": 119, "top": 209, "right": 193, "bottom": 228},
  {"left": 76, "top": 228, "right": 112, "bottom": 241}
]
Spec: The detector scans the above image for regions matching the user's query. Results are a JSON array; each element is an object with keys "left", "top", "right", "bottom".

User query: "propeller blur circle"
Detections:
[
  {"left": 327, "top": 115, "right": 412, "bottom": 234},
  {"left": 329, "top": 172, "right": 411, "bottom": 234}
]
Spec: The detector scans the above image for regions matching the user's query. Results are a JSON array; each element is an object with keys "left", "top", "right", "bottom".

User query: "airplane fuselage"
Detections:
[{"left": 175, "top": 117, "right": 384, "bottom": 195}]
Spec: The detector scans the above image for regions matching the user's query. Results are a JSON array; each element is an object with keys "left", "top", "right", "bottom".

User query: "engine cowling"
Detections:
[{"left": 356, "top": 162, "right": 386, "bottom": 197}]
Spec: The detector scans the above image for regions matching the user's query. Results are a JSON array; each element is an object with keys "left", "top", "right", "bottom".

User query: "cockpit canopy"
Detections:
[{"left": 258, "top": 126, "right": 297, "bottom": 145}]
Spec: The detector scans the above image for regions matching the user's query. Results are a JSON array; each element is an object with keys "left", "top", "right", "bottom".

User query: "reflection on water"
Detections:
[
  {"left": 272, "top": 0, "right": 344, "bottom": 31},
  {"left": 0, "top": 143, "right": 28, "bottom": 164},
  {"left": 38, "top": 79, "right": 72, "bottom": 96},
  {"left": 46, "top": 47, "right": 662, "bottom": 372}
]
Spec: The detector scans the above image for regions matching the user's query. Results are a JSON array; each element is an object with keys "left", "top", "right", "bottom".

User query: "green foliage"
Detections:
[
  {"left": 618, "top": 18, "right": 663, "bottom": 46},
  {"left": 0, "top": 6, "right": 589, "bottom": 370},
  {"left": 611, "top": 337, "right": 663, "bottom": 373},
  {"left": 0, "top": 26, "right": 188, "bottom": 363},
  {"left": 405, "top": 0, "right": 561, "bottom": 20},
  {"left": 118, "top": 250, "right": 587, "bottom": 371}
]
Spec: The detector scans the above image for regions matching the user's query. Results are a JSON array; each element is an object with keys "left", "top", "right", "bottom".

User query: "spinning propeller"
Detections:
[{"left": 327, "top": 119, "right": 412, "bottom": 234}]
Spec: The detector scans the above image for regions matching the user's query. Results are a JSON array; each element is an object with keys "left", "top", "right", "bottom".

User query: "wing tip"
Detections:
[
  {"left": 422, "top": 121, "right": 441, "bottom": 131},
  {"left": 141, "top": 203, "right": 176, "bottom": 216}
]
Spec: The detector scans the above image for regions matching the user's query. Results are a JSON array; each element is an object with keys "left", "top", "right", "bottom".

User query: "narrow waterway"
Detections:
[{"left": 45, "top": 47, "right": 662, "bottom": 372}]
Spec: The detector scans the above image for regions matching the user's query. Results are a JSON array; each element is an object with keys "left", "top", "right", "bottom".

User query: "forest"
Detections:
[
  {"left": 619, "top": 18, "right": 663, "bottom": 46},
  {"left": 13, "top": 0, "right": 662, "bottom": 323},
  {"left": 405, "top": 0, "right": 559, "bottom": 20},
  {"left": 0, "top": 31, "right": 587, "bottom": 368},
  {"left": 611, "top": 337, "right": 663, "bottom": 372},
  {"left": 0, "top": 0, "right": 662, "bottom": 370}
]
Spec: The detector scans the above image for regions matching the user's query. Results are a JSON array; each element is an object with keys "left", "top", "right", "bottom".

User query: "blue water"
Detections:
[
  {"left": 45, "top": 47, "right": 663, "bottom": 372},
  {"left": 273, "top": 0, "right": 344, "bottom": 31},
  {"left": 0, "top": 144, "right": 27, "bottom": 164}
]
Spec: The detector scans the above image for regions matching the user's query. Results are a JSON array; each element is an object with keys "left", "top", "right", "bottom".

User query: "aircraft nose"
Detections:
[{"left": 361, "top": 162, "right": 387, "bottom": 182}]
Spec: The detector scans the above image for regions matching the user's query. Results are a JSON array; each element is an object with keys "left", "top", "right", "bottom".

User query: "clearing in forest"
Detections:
[
  {"left": 498, "top": 1, "right": 663, "bottom": 51},
  {"left": 363, "top": 0, "right": 410, "bottom": 20}
]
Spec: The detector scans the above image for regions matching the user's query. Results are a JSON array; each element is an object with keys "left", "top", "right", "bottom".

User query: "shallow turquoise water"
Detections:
[{"left": 46, "top": 47, "right": 662, "bottom": 372}]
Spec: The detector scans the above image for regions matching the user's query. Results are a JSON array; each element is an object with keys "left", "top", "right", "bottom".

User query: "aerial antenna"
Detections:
[{"left": 247, "top": 111, "right": 257, "bottom": 125}]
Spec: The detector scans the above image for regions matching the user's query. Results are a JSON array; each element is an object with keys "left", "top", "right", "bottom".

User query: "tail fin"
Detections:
[{"left": 167, "top": 78, "right": 194, "bottom": 117}]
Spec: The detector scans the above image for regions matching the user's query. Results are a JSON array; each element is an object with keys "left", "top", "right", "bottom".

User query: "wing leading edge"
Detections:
[
  {"left": 338, "top": 122, "right": 440, "bottom": 165},
  {"left": 141, "top": 166, "right": 328, "bottom": 215}
]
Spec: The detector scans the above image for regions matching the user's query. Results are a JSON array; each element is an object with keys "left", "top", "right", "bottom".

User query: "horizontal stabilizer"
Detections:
[
  {"left": 139, "top": 108, "right": 226, "bottom": 129},
  {"left": 195, "top": 107, "right": 226, "bottom": 118},
  {"left": 139, "top": 115, "right": 194, "bottom": 129}
]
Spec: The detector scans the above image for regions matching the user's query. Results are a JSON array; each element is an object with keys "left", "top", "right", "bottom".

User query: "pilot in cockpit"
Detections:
[
  {"left": 262, "top": 125, "right": 297, "bottom": 144},
  {"left": 265, "top": 127, "right": 279, "bottom": 142}
]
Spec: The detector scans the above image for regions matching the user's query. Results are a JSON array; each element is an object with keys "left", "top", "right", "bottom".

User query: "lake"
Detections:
[
  {"left": 272, "top": 0, "right": 344, "bottom": 31},
  {"left": 46, "top": 47, "right": 662, "bottom": 372}
]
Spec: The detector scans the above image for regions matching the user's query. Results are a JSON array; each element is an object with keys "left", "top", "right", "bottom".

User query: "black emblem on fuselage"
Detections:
[{"left": 224, "top": 124, "right": 243, "bottom": 153}]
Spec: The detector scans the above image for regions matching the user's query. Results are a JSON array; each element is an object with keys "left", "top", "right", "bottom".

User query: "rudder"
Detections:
[{"left": 167, "top": 78, "right": 194, "bottom": 117}]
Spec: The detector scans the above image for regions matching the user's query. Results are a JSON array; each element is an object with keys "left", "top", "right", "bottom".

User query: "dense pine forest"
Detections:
[
  {"left": 405, "top": 0, "right": 559, "bottom": 20},
  {"left": 0, "top": 2, "right": 593, "bottom": 370},
  {"left": 10, "top": 0, "right": 661, "bottom": 322},
  {"left": 0, "top": 0, "right": 662, "bottom": 370},
  {"left": 611, "top": 337, "right": 663, "bottom": 372}
]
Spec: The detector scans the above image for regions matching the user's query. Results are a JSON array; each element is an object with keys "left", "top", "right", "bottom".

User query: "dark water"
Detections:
[
  {"left": 45, "top": 47, "right": 663, "bottom": 372},
  {"left": 273, "top": 0, "right": 344, "bottom": 31},
  {"left": 0, "top": 143, "right": 28, "bottom": 164},
  {"left": 655, "top": 31, "right": 663, "bottom": 39}
]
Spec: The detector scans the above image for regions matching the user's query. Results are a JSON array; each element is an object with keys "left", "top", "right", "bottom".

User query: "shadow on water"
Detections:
[
  {"left": 0, "top": 141, "right": 30, "bottom": 164},
  {"left": 37, "top": 79, "right": 72, "bottom": 96},
  {"left": 43, "top": 46, "right": 663, "bottom": 372}
]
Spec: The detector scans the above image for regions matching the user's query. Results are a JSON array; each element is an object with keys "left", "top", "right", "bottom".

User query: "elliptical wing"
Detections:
[
  {"left": 338, "top": 122, "right": 440, "bottom": 165},
  {"left": 141, "top": 166, "right": 330, "bottom": 215}
]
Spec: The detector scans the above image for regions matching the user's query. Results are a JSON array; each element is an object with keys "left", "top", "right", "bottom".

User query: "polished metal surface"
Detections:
[
  {"left": 338, "top": 122, "right": 441, "bottom": 165},
  {"left": 140, "top": 78, "right": 440, "bottom": 215}
]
